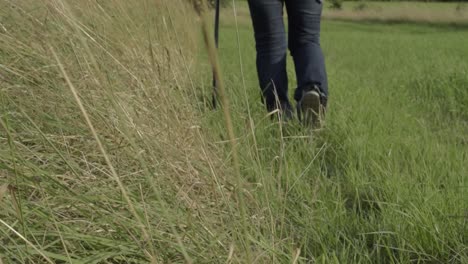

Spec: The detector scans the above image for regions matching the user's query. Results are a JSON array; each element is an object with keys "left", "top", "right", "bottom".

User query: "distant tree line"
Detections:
[
  {"left": 345, "top": 0, "right": 468, "bottom": 1},
  {"left": 329, "top": 0, "right": 467, "bottom": 10},
  {"left": 211, "top": 0, "right": 468, "bottom": 7}
]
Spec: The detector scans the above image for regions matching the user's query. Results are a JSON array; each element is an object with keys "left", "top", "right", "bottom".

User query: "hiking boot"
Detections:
[{"left": 296, "top": 84, "right": 326, "bottom": 128}]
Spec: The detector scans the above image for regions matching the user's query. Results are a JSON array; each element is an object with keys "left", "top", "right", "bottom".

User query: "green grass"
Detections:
[
  {"left": 201, "top": 4, "right": 468, "bottom": 263},
  {"left": 1, "top": 0, "right": 467, "bottom": 263},
  {"left": 323, "top": 1, "right": 468, "bottom": 25}
]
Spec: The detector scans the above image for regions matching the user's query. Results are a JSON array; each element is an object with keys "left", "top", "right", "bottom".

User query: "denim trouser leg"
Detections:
[
  {"left": 286, "top": 0, "right": 328, "bottom": 106},
  {"left": 247, "top": 0, "right": 289, "bottom": 112},
  {"left": 248, "top": 0, "right": 328, "bottom": 110}
]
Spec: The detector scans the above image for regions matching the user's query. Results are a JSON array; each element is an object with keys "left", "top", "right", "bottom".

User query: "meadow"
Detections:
[
  {"left": 0, "top": 0, "right": 467, "bottom": 263},
  {"left": 323, "top": 1, "right": 468, "bottom": 24}
]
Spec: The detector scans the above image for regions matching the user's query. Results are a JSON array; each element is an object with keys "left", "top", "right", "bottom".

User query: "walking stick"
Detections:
[{"left": 212, "top": 0, "right": 220, "bottom": 108}]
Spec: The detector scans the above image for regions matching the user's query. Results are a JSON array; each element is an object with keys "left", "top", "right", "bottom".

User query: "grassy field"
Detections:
[
  {"left": 1, "top": 0, "right": 467, "bottom": 263},
  {"left": 323, "top": 1, "right": 468, "bottom": 24}
]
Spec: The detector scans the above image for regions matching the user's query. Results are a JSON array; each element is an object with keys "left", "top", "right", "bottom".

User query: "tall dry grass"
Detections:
[{"left": 0, "top": 0, "right": 244, "bottom": 262}]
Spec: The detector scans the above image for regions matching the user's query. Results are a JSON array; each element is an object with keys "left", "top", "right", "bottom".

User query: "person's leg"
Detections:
[
  {"left": 285, "top": 0, "right": 328, "bottom": 107},
  {"left": 247, "top": 0, "right": 291, "bottom": 113}
]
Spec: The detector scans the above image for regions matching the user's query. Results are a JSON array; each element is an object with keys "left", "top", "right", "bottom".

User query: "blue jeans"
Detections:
[{"left": 247, "top": 0, "right": 328, "bottom": 111}]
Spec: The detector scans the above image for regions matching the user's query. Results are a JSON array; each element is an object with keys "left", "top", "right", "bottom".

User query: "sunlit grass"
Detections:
[
  {"left": 323, "top": 1, "right": 468, "bottom": 24},
  {"left": 0, "top": 0, "right": 467, "bottom": 263}
]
